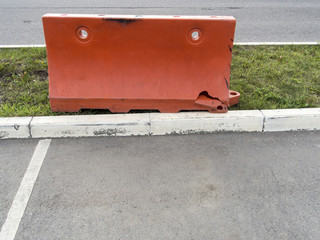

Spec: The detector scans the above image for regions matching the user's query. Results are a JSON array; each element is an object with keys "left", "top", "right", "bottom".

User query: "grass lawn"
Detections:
[{"left": 0, "top": 45, "right": 319, "bottom": 117}]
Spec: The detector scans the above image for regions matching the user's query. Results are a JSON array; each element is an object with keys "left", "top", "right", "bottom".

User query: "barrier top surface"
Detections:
[{"left": 43, "top": 14, "right": 235, "bottom": 20}]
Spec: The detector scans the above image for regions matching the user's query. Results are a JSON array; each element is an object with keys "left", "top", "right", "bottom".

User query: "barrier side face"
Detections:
[{"left": 43, "top": 14, "right": 236, "bottom": 112}]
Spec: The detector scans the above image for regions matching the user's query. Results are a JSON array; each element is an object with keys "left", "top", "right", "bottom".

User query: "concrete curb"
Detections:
[
  {"left": 261, "top": 108, "right": 320, "bottom": 132},
  {"left": 0, "top": 117, "right": 32, "bottom": 139},
  {"left": 0, "top": 108, "right": 319, "bottom": 139}
]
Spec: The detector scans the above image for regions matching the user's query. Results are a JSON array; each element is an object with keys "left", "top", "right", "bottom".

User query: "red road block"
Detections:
[{"left": 43, "top": 14, "right": 240, "bottom": 113}]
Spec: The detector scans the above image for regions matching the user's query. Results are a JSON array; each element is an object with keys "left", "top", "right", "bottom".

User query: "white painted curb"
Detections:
[
  {"left": 0, "top": 109, "right": 319, "bottom": 139},
  {"left": 149, "top": 110, "right": 263, "bottom": 135},
  {"left": 30, "top": 114, "right": 150, "bottom": 138},
  {"left": 261, "top": 108, "right": 320, "bottom": 132},
  {"left": 0, "top": 117, "right": 32, "bottom": 139}
]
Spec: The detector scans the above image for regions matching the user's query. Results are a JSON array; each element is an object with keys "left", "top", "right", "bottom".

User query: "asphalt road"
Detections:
[
  {"left": 0, "top": 0, "right": 320, "bottom": 44},
  {"left": 1, "top": 131, "right": 320, "bottom": 239}
]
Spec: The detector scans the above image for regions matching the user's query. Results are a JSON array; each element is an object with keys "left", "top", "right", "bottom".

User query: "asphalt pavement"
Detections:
[
  {"left": 1, "top": 131, "right": 320, "bottom": 239},
  {"left": 1, "top": 0, "right": 320, "bottom": 44},
  {"left": 1, "top": 1, "right": 320, "bottom": 239}
]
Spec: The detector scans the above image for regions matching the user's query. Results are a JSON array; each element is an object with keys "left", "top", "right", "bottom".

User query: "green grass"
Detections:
[
  {"left": 0, "top": 45, "right": 319, "bottom": 117},
  {"left": 229, "top": 45, "right": 320, "bottom": 110}
]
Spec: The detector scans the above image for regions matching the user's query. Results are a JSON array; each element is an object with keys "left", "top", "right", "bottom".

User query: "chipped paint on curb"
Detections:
[{"left": 0, "top": 109, "right": 319, "bottom": 139}]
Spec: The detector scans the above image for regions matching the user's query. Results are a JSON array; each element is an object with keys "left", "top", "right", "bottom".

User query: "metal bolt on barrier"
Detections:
[{"left": 43, "top": 14, "right": 240, "bottom": 113}]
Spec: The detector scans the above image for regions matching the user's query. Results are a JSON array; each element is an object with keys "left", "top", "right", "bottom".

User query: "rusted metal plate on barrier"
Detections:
[{"left": 43, "top": 14, "right": 240, "bottom": 113}]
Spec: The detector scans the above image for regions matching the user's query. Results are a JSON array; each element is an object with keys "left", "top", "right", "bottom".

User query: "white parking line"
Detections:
[
  {"left": 234, "top": 42, "right": 318, "bottom": 45},
  {"left": 0, "top": 44, "right": 46, "bottom": 48},
  {"left": 0, "top": 139, "right": 51, "bottom": 240},
  {"left": 0, "top": 42, "right": 318, "bottom": 49}
]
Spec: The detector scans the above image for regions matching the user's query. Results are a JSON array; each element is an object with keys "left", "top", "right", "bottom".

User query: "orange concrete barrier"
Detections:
[{"left": 43, "top": 14, "right": 240, "bottom": 113}]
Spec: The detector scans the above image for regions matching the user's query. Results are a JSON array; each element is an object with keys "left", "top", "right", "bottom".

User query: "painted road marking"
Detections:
[
  {"left": 0, "top": 44, "right": 46, "bottom": 48},
  {"left": 0, "top": 42, "right": 318, "bottom": 48},
  {"left": 234, "top": 42, "right": 318, "bottom": 45},
  {"left": 0, "top": 139, "right": 51, "bottom": 240}
]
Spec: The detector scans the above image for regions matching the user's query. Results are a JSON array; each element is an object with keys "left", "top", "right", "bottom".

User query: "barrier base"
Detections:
[{"left": 50, "top": 91, "right": 240, "bottom": 113}]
